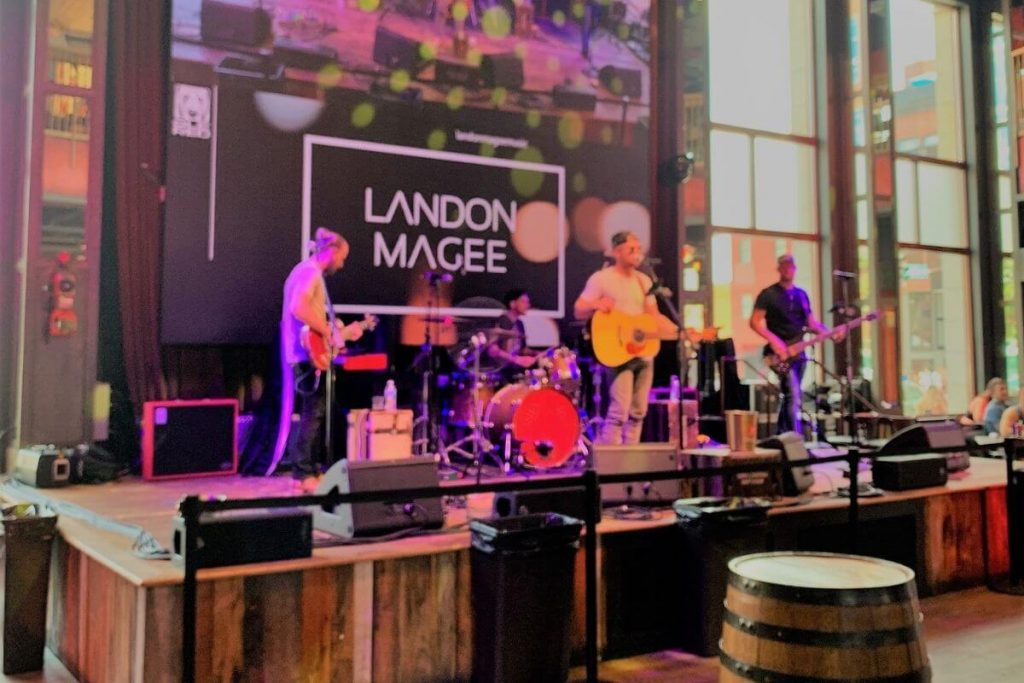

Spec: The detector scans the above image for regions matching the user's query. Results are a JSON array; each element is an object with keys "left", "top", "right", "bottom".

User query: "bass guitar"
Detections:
[
  {"left": 301, "top": 314, "right": 379, "bottom": 372},
  {"left": 591, "top": 310, "right": 661, "bottom": 367},
  {"left": 764, "top": 310, "right": 879, "bottom": 373}
]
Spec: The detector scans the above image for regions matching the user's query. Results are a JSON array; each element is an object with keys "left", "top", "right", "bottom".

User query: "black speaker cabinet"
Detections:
[
  {"left": 200, "top": 0, "right": 272, "bottom": 47},
  {"left": 492, "top": 485, "right": 597, "bottom": 521},
  {"left": 552, "top": 83, "right": 597, "bottom": 111},
  {"left": 594, "top": 443, "right": 681, "bottom": 507},
  {"left": 598, "top": 64, "right": 643, "bottom": 98},
  {"left": 313, "top": 457, "right": 444, "bottom": 539},
  {"left": 435, "top": 58, "right": 483, "bottom": 88},
  {"left": 757, "top": 431, "right": 814, "bottom": 496},
  {"left": 172, "top": 507, "right": 312, "bottom": 569},
  {"left": 879, "top": 419, "right": 971, "bottom": 472},
  {"left": 481, "top": 52, "right": 524, "bottom": 89},
  {"left": 142, "top": 400, "right": 238, "bottom": 480},
  {"left": 372, "top": 25, "right": 429, "bottom": 73}
]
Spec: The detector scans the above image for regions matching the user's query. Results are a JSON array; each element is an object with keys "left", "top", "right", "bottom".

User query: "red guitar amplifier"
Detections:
[{"left": 142, "top": 399, "right": 238, "bottom": 480}]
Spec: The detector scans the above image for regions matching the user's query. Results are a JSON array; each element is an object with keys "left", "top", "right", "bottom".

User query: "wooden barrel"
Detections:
[{"left": 720, "top": 552, "right": 930, "bottom": 682}]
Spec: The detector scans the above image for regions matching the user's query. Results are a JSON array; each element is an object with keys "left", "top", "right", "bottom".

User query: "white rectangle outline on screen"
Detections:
[{"left": 302, "top": 134, "right": 566, "bottom": 319}]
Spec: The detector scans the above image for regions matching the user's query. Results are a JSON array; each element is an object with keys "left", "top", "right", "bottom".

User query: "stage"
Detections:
[{"left": 0, "top": 455, "right": 1014, "bottom": 682}]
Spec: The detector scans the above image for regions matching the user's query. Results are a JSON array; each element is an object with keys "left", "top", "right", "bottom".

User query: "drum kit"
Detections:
[{"left": 421, "top": 317, "right": 601, "bottom": 473}]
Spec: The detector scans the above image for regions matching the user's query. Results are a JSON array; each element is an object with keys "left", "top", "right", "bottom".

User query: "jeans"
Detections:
[
  {"left": 599, "top": 358, "right": 654, "bottom": 445},
  {"left": 288, "top": 362, "right": 325, "bottom": 479},
  {"left": 777, "top": 357, "right": 806, "bottom": 436}
]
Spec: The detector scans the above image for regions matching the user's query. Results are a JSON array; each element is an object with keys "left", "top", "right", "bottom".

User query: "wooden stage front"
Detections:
[{"left": 0, "top": 456, "right": 1013, "bottom": 682}]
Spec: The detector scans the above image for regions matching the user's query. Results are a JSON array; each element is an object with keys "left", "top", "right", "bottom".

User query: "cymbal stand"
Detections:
[
  {"left": 413, "top": 275, "right": 448, "bottom": 463},
  {"left": 443, "top": 332, "right": 499, "bottom": 476}
]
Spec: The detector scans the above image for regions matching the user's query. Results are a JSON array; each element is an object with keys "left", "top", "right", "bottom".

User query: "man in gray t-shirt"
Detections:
[{"left": 574, "top": 231, "right": 662, "bottom": 445}]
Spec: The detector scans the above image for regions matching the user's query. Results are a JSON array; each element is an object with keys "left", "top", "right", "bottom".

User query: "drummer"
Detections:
[{"left": 487, "top": 288, "right": 540, "bottom": 380}]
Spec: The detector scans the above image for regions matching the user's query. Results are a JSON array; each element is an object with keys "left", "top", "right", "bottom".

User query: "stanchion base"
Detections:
[{"left": 988, "top": 574, "right": 1024, "bottom": 596}]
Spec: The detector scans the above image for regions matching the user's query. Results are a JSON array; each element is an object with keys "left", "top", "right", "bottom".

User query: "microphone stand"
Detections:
[
  {"left": 834, "top": 275, "right": 867, "bottom": 444},
  {"left": 639, "top": 260, "right": 689, "bottom": 450}
]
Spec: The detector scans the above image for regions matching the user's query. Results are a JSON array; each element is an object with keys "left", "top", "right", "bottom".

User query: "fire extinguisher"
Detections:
[{"left": 48, "top": 251, "right": 78, "bottom": 337}]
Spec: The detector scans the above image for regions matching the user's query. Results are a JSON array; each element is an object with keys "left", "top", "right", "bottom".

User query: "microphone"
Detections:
[
  {"left": 833, "top": 269, "right": 856, "bottom": 280},
  {"left": 423, "top": 271, "right": 453, "bottom": 283}
]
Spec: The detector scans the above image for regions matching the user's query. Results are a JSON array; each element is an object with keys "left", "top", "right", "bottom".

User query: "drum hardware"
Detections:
[{"left": 443, "top": 331, "right": 507, "bottom": 476}]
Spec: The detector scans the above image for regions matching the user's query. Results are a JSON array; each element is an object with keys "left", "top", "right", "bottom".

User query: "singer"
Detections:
[
  {"left": 574, "top": 230, "right": 665, "bottom": 444},
  {"left": 749, "top": 253, "right": 843, "bottom": 435}
]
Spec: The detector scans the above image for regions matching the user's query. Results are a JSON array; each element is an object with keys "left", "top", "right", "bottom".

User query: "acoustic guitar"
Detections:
[
  {"left": 591, "top": 310, "right": 661, "bottom": 367},
  {"left": 764, "top": 310, "right": 879, "bottom": 373},
  {"left": 301, "top": 314, "right": 379, "bottom": 372}
]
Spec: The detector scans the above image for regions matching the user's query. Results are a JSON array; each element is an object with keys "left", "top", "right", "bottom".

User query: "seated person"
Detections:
[
  {"left": 984, "top": 379, "right": 1010, "bottom": 434},
  {"left": 487, "top": 288, "right": 539, "bottom": 379},
  {"left": 998, "top": 387, "right": 1024, "bottom": 437},
  {"left": 969, "top": 377, "right": 1003, "bottom": 424}
]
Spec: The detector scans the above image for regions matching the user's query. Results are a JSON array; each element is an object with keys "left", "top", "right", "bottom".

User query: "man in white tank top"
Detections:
[
  {"left": 281, "top": 228, "right": 362, "bottom": 492},
  {"left": 574, "top": 231, "right": 662, "bottom": 445}
]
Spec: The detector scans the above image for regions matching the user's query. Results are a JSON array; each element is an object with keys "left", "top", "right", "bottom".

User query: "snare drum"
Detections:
[
  {"left": 448, "top": 373, "right": 499, "bottom": 427},
  {"left": 539, "top": 346, "right": 581, "bottom": 394},
  {"left": 484, "top": 384, "right": 580, "bottom": 468}
]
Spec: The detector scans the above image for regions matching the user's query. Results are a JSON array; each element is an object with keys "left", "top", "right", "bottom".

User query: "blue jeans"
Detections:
[{"left": 777, "top": 357, "right": 806, "bottom": 436}]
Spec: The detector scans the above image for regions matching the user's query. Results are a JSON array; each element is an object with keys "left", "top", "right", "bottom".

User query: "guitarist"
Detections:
[
  {"left": 574, "top": 230, "right": 666, "bottom": 445},
  {"left": 281, "top": 228, "right": 364, "bottom": 492},
  {"left": 749, "top": 253, "right": 843, "bottom": 436}
]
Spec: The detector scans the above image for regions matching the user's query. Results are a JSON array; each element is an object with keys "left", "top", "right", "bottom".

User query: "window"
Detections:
[
  {"left": 890, "top": 0, "right": 972, "bottom": 413},
  {"left": 890, "top": 0, "right": 964, "bottom": 162}
]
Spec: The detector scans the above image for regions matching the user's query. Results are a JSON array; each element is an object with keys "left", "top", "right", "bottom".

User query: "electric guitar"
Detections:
[
  {"left": 301, "top": 314, "right": 379, "bottom": 372},
  {"left": 764, "top": 310, "right": 879, "bottom": 373},
  {"left": 591, "top": 310, "right": 661, "bottom": 367}
]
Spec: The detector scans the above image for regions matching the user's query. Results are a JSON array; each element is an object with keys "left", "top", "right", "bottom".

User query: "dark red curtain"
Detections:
[{"left": 107, "top": 0, "right": 166, "bottom": 410}]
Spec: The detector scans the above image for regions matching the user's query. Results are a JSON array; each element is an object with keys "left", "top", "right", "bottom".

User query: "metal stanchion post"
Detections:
[
  {"left": 583, "top": 467, "right": 600, "bottom": 683},
  {"left": 180, "top": 495, "right": 201, "bottom": 683},
  {"left": 847, "top": 447, "right": 860, "bottom": 555}
]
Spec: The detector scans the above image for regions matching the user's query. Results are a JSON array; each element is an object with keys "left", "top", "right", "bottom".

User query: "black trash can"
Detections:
[
  {"left": 673, "top": 497, "right": 768, "bottom": 657},
  {"left": 1, "top": 503, "right": 58, "bottom": 675},
  {"left": 470, "top": 512, "right": 583, "bottom": 683}
]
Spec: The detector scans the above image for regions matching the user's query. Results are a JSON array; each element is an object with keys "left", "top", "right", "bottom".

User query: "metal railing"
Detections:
[{"left": 176, "top": 441, "right": 1010, "bottom": 683}]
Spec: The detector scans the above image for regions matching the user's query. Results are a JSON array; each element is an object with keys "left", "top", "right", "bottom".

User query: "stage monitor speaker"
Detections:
[
  {"left": 878, "top": 419, "right": 970, "bottom": 472},
  {"left": 493, "top": 486, "right": 597, "bottom": 521},
  {"left": 273, "top": 39, "right": 339, "bottom": 71},
  {"left": 757, "top": 432, "right": 814, "bottom": 496},
  {"left": 598, "top": 64, "right": 643, "bottom": 98},
  {"left": 435, "top": 58, "right": 483, "bottom": 88},
  {"left": 13, "top": 446, "right": 70, "bottom": 488},
  {"left": 142, "top": 400, "right": 238, "bottom": 480},
  {"left": 481, "top": 52, "right": 524, "bottom": 89},
  {"left": 372, "top": 25, "right": 429, "bottom": 73},
  {"left": 172, "top": 507, "right": 312, "bottom": 569},
  {"left": 872, "top": 454, "right": 948, "bottom": 491},
  {"left": 313, "top": 457, "right": 444, "bottom": 539},
  {"left": 593, "top": 443, "right": 680, "bottom": 507},
  {"left": 200, "top": 0, "right": 272, "bottom": 47},
  {"left": 552, "top": 83, "right": 597, "bottom": 111}
]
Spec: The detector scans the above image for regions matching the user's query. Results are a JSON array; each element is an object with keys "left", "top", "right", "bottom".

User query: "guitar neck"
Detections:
[{"left": 789, "top": 317, "right": 867, "bottom": 356}]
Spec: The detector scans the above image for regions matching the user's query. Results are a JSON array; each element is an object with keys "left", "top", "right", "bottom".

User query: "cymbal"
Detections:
[{"left": 419, "top": 315, "right": 471, "bottom": 324}]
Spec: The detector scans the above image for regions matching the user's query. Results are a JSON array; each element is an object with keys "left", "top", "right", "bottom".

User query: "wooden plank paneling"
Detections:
[
  {"left": 143, "top": 585, "right": 183, "bottom": 683},
  {"left": 76, "top": 555, "right": 137, "bottom": 682},
  {"left": 923, "top": 492, "right": 986, "bottom": 594},
  {"left": 984, "top": 486, "right": 1010, "bottom": 576},
  {"left": 372, "top": 551, "right": 463, "bottom": 683},
  {"left": 454, "top": 549, "right": 474, "bottom": 679},
  {"left": 47, "top": 536, "right": 81, "bottom": 679}
]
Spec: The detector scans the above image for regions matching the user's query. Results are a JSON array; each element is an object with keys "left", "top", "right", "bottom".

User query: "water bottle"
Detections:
[
  {"left": 669, "top": 375, "right": 681, "bottom": 402},
  {"left": 383, "top": 379, "right": 398, "bottom": 411}
]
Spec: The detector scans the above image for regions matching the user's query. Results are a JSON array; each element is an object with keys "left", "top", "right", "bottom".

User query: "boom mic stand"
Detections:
[
  {"left": 639, "top": 259, "right": 689, "bottom": 449},
  {"left": 831, "top": 272, "right": 880, "bottom": 445}
]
